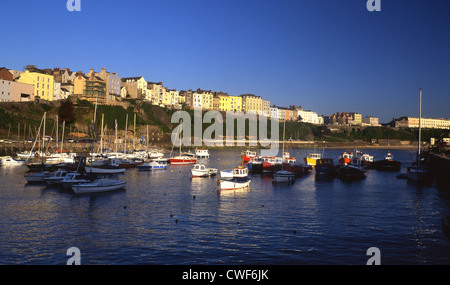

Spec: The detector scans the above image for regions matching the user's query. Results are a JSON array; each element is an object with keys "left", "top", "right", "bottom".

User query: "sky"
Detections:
[{"left": 2, "top": 0, "right": 450, "bottom": 123}]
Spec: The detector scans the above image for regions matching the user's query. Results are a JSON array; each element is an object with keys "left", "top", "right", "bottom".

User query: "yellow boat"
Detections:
[{"left": 304, "top": 153, "right": 322, "bottom": 166}]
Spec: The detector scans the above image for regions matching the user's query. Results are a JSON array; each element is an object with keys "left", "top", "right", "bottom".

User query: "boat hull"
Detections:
[
  {"left": 273, "top": 171, "right": 295, "bottom": 183},
  {"left": 219, "top": 178, "right": 251, "bottom": 190},
  {"left": 169, "top": 158, "right": 197, "bottom": 165},
  {"left": 84, "top": 166, "right": 126, "bottom": 174},
  {"left": 72, "top": 181, "right": 126, "bottom": 194}
]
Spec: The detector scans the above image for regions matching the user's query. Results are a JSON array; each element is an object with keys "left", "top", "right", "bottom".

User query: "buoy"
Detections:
[
  {"left": 193, "top": 195, "right": 196, "bottom": 199},
  {"left": 123, "top": 206, "right": 127, "bottom": 209},
  {"left": 293, "top": 230, "right": 297, "bottom": 234},
  {"left": 175, "top": 219, "right": 178, "bottom": 224}
]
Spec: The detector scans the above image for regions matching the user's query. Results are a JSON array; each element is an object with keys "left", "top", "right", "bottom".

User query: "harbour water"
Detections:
[{"left": 0, "top": 148, "right": 449, "bottom": 265}]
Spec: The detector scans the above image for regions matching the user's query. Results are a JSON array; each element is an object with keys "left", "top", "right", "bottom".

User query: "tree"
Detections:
[{"left": 58, "top": 99, "right": 74, "bottom": 124}]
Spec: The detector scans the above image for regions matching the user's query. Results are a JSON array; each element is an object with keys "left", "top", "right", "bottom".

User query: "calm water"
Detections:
[{"left": 0, "top": 148, "right": 449, "bottom": 265}]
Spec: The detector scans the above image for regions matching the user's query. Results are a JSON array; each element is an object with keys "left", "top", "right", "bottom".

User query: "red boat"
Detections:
[
  {"left": 282, "top": 162, "right": 312, "bottom": 176},
  {"left": 339, "top": 152, "right": 353, "bottom": 165},
  {"left": 241, "top": 150, "right": 257, "bottom": 163},
  {"left": 169, "top": 155, "right": 197, "bottom": 165},
  {"left": 262, "top": 157, "right": 283, "bottom": 173}
]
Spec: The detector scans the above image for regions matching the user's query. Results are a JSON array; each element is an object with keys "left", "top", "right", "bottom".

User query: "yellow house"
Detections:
[
  {"left": 17, "top": 70, "right": 54, "bottom": 101},
  {"left": 218, "top": 94, "right": 242, "bottom": 112}
]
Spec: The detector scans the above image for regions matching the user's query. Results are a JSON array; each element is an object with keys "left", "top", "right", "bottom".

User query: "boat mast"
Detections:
[{"left": 417, "top": 88, "right": 422, "bottom": 168}]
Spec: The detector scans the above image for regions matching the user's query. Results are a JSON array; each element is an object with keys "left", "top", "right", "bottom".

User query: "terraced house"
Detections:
[{"left": 16, "top": 66, "right": 54, "bottom": 101}]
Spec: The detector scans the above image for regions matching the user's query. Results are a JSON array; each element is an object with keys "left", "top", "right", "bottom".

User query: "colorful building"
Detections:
[{"left": 16, "top": 69, "right": 54, "bottom": 101}]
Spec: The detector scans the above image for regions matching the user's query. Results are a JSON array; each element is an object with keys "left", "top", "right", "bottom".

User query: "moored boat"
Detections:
[
  {"left": 24, "top": 171, "right": 52, "bottom": 183},
  {"left": 219, "top": 166, "right": 251, "bottom": 190},
  {"left": 304, "top": 152, "right": 322, "bottom": 166},
  {"left": 72, "top": 178, "right": 126, "bottom": 194},
  {"left": 373, "top": 152, "right": 401, "bottom": 171},
  {"left": 169, "top": 155, "right": 197, "bottom": 165},
  {"left": 272, "top": 170, "right": 295, "bottom": 184},
  {"left": 336, "top": 165, "right": 366, "bottom": 180},
  {"left": 44, "top": 170, "right": 68, "bottom": 185},
  {"left": 190, "top": 164, "right": 217, "bottom": 177},
  {"left": 195, "top": 148, "right": 210, "bottom": 158},
  {"left": 138, "top": 160, "right": 168, "bottom": 171},
  {"left": 0, "top": 156, "right": 26, "bottom": 166},
  {"left": 315, "top": 158, "right": 336, "bottom": 176},
  {"left": 339, "top": 152, "right": 353, "bottom": 165},
  {"left": 241, "top": 150, "right": 257, "bottom": 163}
]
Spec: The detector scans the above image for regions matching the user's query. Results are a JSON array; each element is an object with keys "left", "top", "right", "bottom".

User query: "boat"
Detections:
[
  {"left": 218, "top": 167, "right": 251, "bottom": 190},
  {"left": 248, "top": 156, "right": 263, "bottom": 173},
  {"left": 262, "top": 156, "right": 283, "bottom": 173},
  {"left": 304, "top": 152, "right": 322, "bottom": 166},
  {"left": 373, "top": 152, "right": 401, "bottom": 171},
  {"left": 116, "top": 158, "right": 143, "bottom": 168},
  {"left": 0, "top": 156, "right": 26, "bottom": 166},
  {"left": 84, "top": 163, "right": 126, "bottom": 174},
  {"left": 339, "top": 152, "right": 353, "bottom": 165},
  {"left": 190, "top": 164, "right": 217, "bottom": 177},
  {"left": 169, "top": 129, "right": 197, "bottom": 165},
  {"left": 315, "top": 158, "right": 336, "bottom": 176},
  {"left": 195, "top": 148, "right": 210, "bottom": 158},
  {"left": 272, "top": 170, "right": 295, "bottom": 184},
  {"left": 169, "top": 155, "right": 197, "bottom": 165},
  {"left": 60, "top": 172, "right": 96, "bottom": 189},
  {"left": 336, "top": 165, "right": 366, "bottom": 180},
  {"left": 407, "top": 89, "right": 432, "bottom": 184},
  {"left": 44, "top": 170, "right": 68, "bottom": 185},
  {"left": 359, "top": 153, "right": 374, "bottom": 168},
  {"left": 241, "top": 150, "right": 257, "bottom": 163},
  {"left": 72, "top": 178, "right": 126, "bottom": 194},
  {"left": 24, "top": 171, "right": 52, "bottom": 183},
  {"left": 137, "top": 160, "right": 168, "bottom": 171}
]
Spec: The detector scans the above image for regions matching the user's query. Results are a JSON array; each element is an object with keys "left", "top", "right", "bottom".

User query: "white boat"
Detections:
[
  {"left": 218, "top": 167, "right": 251, "bottom": 190},
  {"left": 191, "top": 164, "right": 217, "bottom": 177},
  {"left": 44, "top": 170, "right": 68, "bottom": 185},
  {"left": 137, "top": 160, "right": 168, "bottom": 171},
  {"left": 60, "top": 172, "right": 92, "bottom": 189},
  {"left": 84, "top": 166, "right": 126, "bottom": 174},
  {"left": 0, "top": 156, "right": 26, "bottom": 166},
  {"left": 72, "top": 178, "right": 126, "bottom": 194},
  {"left": 170, "top": 155, "right": 197, "bottom": 165},
  {"left": 195, "top": 148, "right": 210, "bottom": 158},
  {"left": 24, "top": 171, "right": 52, "bottom": 183},
  {"left": 272, "top": 170, "right": 295, "bottom": 183}
]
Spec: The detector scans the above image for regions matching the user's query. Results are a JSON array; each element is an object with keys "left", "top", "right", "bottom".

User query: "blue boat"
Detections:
[{"left": 137, "top": 161, "right": 167, "bottom": 171}]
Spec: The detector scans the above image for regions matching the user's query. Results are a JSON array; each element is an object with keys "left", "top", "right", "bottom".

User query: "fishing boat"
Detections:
[
  {"left": 359, "top": 153, "right": 374, "bottom": 168},
  {"left": 272, "top": 170, "right": 295, "bottom": 184},
  {"left": 218, "top": 167, "right": 251, "bottom": 190},
  {"left": 304, "top": 152, "right": 322, "bottom": 166},
  {"left": 137, "top": 160, "right": 168, "bottom": 171},
  {"left": 315, "top": 158, "right": 336, "bottom": 176},
  {"left": 195, "top": 148, "right": 210, "bottom": 158},
  {"left": 44, "top": 170, "right": 68, "bottom": 185},
  {"left": 248, "top": 156, "right": 263, "bottom": 173},
  {"left": 339, "top": 152, "right": 353, "bottom": 165},
  {"left": 262, "top": 156, "right": 283, "bottom": 173},
  {"left": 336, "top": 165, "right": 366, "bottom": 180},
  {"left": 24, "top": 171, "right": 52, "bottom": 183},
  {"left": 373, "top": 152, "right": 401, "bottom": 171},
  {"left": 407, "top": 89, "right": 432, "bottom": 184},
  {"left": 190, "top": 164, "right": 217, "bottom": 177},
  {"left": 241, "top": 150, "right": 257, "bottom": 163},
  {"left": 0, "top": 156, "right": 26, "bottom": 166},
  {"left": 72, "top": 178, "right": 126, "bottom": 194}
]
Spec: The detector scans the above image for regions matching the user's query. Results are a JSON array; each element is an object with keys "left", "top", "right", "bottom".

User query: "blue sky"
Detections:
[{"left": 2, "top": 0, "right": 449, "bottom": 123}]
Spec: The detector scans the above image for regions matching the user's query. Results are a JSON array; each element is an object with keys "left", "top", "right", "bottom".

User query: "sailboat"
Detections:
[
  {"left": 169, "top": 125, "right": 197, "bottom": 165},
  {"left": 407, "top": 88, "right": 432, "bottom": 184},
  {"left": 273, "top": 120, "right": 295, "bottom": 183}
]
